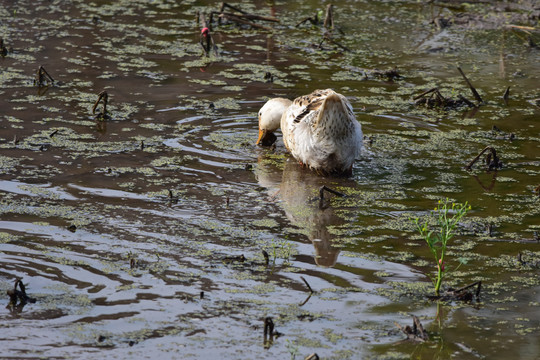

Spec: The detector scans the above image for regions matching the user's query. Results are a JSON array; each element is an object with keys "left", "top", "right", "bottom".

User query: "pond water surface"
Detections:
[{"left": 1, "top": 1, "right": 539, "bottom": 359}]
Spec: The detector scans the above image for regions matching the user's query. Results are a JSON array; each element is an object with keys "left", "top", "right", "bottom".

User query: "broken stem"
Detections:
[
  {"left": 453, "top": 280, "right": 482, "bottom": 298},
  {"left": 92, "top": 90, "right": 109, "bottom": 115},
  {"left": 199, "top": 13, "right": 215, "bottom": 55},
  {"left": 262, "top": 250, "right": 269, "bottom": 265},
  {"left": 219, "top": 13, "right": 272, "bottom": 30},
  {"left": 413, "top": 87, "right": 439, "bottom": 101},
  {"left": 412, "top": 315, "right": 428, "bottom": 341},
  {"left": 457, "top": 66, "right": 483, "bottom": 104},
  {"left": 34, "top": 66, "right": 54, "bottom": 86},
  {"left": 323, "top": 4, "right": 334, "bottom": 29},
  {"left": 502, "top": 86, "right": 510, "bottom": 105},
  {"left": 296, "top": 16, "right": 318, "bottom": 27},
  {"left": 263, "top": 317, "right": 274, "bottom": 342},
  {"left": 319, "top": 185, "right": 346, "bottom": 208},
  {"left": 300, "top": 276, "right": 314, "bottom": 294},
  {"left": 220, "top": 2, "right": 248, "bottom": 15},
  {"left": 458, "top": 94, "right": 476, "bottom": 108},
  {"left": 216, "top": 11, "right": 278, "bottom": 23},
  {"left": 465, "top": 146, "right": 498, "bottom": 171},
  {"left": 317, "top": 33, "right": 350, "bottom": 52}
]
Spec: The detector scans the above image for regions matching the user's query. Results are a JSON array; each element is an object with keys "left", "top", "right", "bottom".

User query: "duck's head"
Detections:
[{"left": 257, "top": 98, "right": 292, "bottom": 146}]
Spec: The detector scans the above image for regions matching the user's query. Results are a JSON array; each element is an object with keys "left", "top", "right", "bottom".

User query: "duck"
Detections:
[{"left": 257, "top": 89, "right": 363, "bottom": 175}]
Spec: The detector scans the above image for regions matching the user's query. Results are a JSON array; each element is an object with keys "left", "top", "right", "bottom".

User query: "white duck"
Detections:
[{"left": 257, "top": 89, "right": 363, "bottom": 175}]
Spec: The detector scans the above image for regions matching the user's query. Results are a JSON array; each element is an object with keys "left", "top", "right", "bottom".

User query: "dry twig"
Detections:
[
  {"left": 457, "top": 66, "right": 483, "bottom": 104},
  {"left": 323, "top": 4, "right": 334, "bottom": 29},
  {"left": 395, "top": 315, "right": 428, "bottom": 342},
  {"left": 92, "top": 90, "right": 109, "bottom": 116},
  {"left": 34, "top": 66, "right": 54, "bottom": 87},
  {"left": 465, "top": 146, "right": 501, "bottom": 171}
]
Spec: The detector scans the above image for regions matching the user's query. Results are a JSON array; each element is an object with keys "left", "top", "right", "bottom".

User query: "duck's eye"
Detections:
[{"left": 258, "top": 112, "right": 262, "bottom": 117}]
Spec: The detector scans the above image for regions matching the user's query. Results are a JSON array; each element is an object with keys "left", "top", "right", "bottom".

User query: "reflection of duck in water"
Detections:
[
  {"left": 257, "top": 89, "right": 363, "bottom": 176},
  {"left": 256, "top": 159, "right": 356, "bottom": 267}
]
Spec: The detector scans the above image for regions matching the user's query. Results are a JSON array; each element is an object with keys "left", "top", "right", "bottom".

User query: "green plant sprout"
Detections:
[
  {"left": 411, "top": 199, "right": 471, "bottom": 296},
  {"left": 286, "top": 339, "right": 299, "bottom": 360},
  {"left": 261, "top": 238, "right": 297, "bottom": 267}
]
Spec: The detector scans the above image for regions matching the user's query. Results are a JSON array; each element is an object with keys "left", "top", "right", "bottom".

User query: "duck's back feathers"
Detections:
[{"left": 281, "top": 89, "right": 362, "bottom": 175}]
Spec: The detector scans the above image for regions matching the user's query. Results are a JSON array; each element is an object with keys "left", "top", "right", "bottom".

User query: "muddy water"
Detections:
[{"left": 1, "top": 0, "right": 539, "bottom": 359}]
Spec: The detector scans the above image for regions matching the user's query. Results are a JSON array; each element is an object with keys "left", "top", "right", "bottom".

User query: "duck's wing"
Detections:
[
  {"left": 290, "top": 89, "right": 331, "bottom": 124},
  {"left": 281, "top": 89, "right": 332, "bottom": 149},
  {"left": 282, "top": 89, "right": 363, "bottom": 173}
]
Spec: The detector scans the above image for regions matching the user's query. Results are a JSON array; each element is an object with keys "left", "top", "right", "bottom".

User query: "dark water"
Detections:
[{"left": 1, "top": 1, "right": 539, "bottom": 359}]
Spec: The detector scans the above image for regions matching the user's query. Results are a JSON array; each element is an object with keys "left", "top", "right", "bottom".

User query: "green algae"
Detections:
[
  {"left": 0, "top": 231, "right": 20, "bottom": 243},
  {"left": 40, "top": 283, "right": 93, "bottom": 315},
  {"left": 376, "top": 281, "right": 432, "bottom": 302},
  {"left": 0, "top": 155, "right": 20, "bottom": 171}
]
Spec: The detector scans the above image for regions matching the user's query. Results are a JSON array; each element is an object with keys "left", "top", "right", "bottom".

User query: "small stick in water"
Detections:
[
  {"left": 457, "top": 66, "right": 483, "bottom": 104},
  {"left": 502, "top": 86, "right": 510, "bottom": 105},
  {"left": 323, "top": 4, "right": 334, "bottom": 29},
  {"left": 319, "top": 185, "right": 345, "bottom": 209},
  {"left": 92, "top": 90, "right": 109, "bottom": 115},
  {"left": 465, "top": 146, "right": 500, "bottom": 171},
  {"left": 300, "top": 276, "right": 314, "bottom": 294},
  {"left": 263, "top": 317, "right": 274, "bottom": 348},
  {"left": 0, "top": 38, "right": 8, "bottom": 57},
  {"left": 220, "top": 2, "right": 248, "bottom": 15},
  {"left": 34, "top": 66, "right": 54, "bottom": 87}
]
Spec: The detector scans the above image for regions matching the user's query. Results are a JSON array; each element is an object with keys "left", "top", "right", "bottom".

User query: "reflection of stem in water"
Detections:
[
  {"left": 434, "top": 301, "right": 448, "bottom": 357},
  {"left": 472, "top": 171, "right": 497, "bottom": 192},
  {"left": 299, "top": 292, "right": 312, "bottom": 307},
  {"left": 436, "top": 300, "right": 443, "bottom": 329},
  {"left": 499, "top": 29, "right": 507, "bottom": 79},
  {"left": 318, "top": 185, "right": 345, "bottom": 209}
]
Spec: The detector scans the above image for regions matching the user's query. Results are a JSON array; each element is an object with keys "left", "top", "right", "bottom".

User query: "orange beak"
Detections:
[
  {"left": 257, "top": 129, "right": 277, "bottom": 146},
  {"left": 256, "top": 128, "right": 266, "bottom": 146}
]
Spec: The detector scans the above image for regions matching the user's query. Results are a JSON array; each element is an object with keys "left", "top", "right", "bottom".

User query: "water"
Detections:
[{"left": 1, "top": 0, "right": 539, "bottom": 359}]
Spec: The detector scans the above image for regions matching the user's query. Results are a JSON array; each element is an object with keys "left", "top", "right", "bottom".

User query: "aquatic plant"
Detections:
[
  {"left": 286, "top": 339, "right": 299, "bottom": 360},
  {"left": 411, "top": 199, "right": 471, "bottom": 296},
  {"left": 262, "top": 238, "right": 297, "bottom": 267}
]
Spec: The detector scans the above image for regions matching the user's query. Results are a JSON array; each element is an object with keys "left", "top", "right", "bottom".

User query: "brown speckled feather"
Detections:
[{"left": 279, "top": 89, "right": 363, "bottom": 175}]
